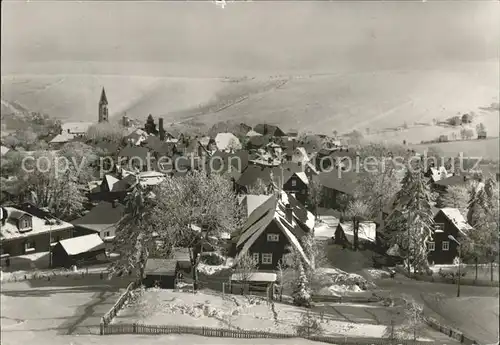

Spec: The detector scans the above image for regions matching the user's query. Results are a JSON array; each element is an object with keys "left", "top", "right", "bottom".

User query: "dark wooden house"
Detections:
[
  {"left": 234, "top": 192, "right": 314, "bottom": 270},
  {"left": 0, "top": 204, "right": 74, "bottom": 259},
  {"left": 51, "top": 233, "right": 106, "bottom": 268},
  {"left": 427, "top": 208, "right": 472, "bottom": 265}
]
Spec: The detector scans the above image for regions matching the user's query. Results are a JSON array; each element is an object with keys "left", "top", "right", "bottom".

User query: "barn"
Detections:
[
  {"left": 142, "top": 258, "right": 179, "bottom": 289},
  {"left": 51, "top": 234, "right": 106, "bottom": 268}
]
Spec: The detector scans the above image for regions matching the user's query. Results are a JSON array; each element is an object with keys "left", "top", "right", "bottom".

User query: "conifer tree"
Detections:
[
  {"left": 385, "top": 158, "right": 435, "bottom": 274},
  {"left": 292, "top": 258, "right": 312, "bottom": 308}
]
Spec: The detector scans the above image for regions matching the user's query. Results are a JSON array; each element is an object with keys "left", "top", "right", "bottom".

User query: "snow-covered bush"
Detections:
[
  {"left": 295, "top": 310, "right": 323, "bottom": 337},
  {"left": 200, "top": 252, "right": 225, "bottom": 265}
]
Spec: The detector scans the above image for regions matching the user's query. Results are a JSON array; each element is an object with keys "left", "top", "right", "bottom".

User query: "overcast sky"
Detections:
[{"left": 2, "top": 1, "right": 499, "bottom": 76}]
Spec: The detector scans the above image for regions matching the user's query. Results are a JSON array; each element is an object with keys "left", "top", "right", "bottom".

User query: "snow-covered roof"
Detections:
[
  {"left": 62, "top": 122, "right": 93, "bottom": 134},
  {"left": 58, "top": 234, "right": 104, "bottom": 256},
  {"left": 295, "top": 172, "right": 309, "bottom": 185},
  {"left": 295, "top": 147, "right": 309, "bottom": 160},
  {"left": 242, "top": 195, "right": 273, "bottom": 217},
  {"left": 338, "top": 222, "right": 377, "bottom": 243},
  {"left": 1, "top": 145, "right": 11, "bottom": 156},
  {"left": 104, "top": 175, "right": 120, "bottom": 190},
  {"left": 430, "top": 167, "right": 452, "bottom": 182},
  {"left": 1, "top": 206, "right": 74, "bottom": 240},
  {"left": 231, "top": 272, "right": 277, "bottom": 282},
  {"left": 138, "top": 171, "right": 165, "bottom": 186},
  {"left": 279, "top": 190, "right": 315, "bottom": 230},
  {"left": 215, "top": 133, "right": 241, "bottom": 152},
  {"left": 50, "top": 133, "right": 75, "bottom": 144},
  {"left": 439, "top": 208, "right": 473, "bottom": 235},
  {"left": 246, "top": 130, "right": 262, "bottom": 137},
  {"left": 236, "top": 192, "right": 312, "bottom": 268}
]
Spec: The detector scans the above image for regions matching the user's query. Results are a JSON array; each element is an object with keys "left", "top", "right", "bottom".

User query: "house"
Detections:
[
  {"left": 0, "top": 205, "right": 74, "bottom": 259},
  {"left": 477, "top": 130, "right": 487, "bottom": 139},
  {"left": 426, "top": 166, "right": 452, "bottom": 183},
  {"left": 143, "top": 136, "right": 175, "bottom": 158},
  {"left": 49, "top": 132, "right": 76, "bottom": 149},
  {"left": 291, "top": 147, "right": 310, "bottom": 165},
  {"left": 61, "top": 122, "right": 93, "bottom": 136},
  {"left": 246, "top": 135, "right": 273, "bottom": 150},
  {"left": 205, "top": 150, "right": 249, "bottom": 179},
  {"left": 143, "top": 258, "right": 179, "bottom": 289},
  {"left": 234, "top": 191, "right": 314, "bottom": 270},
  {"left": 91, "top": 174, "right": 137, "bottom": 201},
  {"left": 125, "top": 128, "right": 149, "bottom": 146},
  {"left": 51, "top": 233, "right": 106, "bottom": 268},
  {"left": 313, "top": 168, "right": 358, "bottom": 210},
  {"left": 117, "top": 146, "right": 151, "bottom": 170},
  {"left": 334, "top": 221, "right": 377, "bottom": 249},
  {"left": 282, "top": 172, "right": 309, "bottom": 205},
  {"left": 253, "top": 124, "right": 286, "bottom": 137},
  {"left": 428, "top": 208, "right": 473, "bottom": 265},
  {"left": 314, "top": 148, "right": 354, "bottom": 171},
  {"left": 433, "top": 174, "right": 471, "bottom": 192},
  {"left": 215, "top": 133, "right": 241, "bottom": 152},
  {"left": 71, "top": 200, "right": 125, "bottom": 247}
]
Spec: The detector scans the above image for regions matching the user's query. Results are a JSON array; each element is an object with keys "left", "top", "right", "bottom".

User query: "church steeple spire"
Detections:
[
  {"left": 99, "top": 87, "right": 108, "bottom": 105},
  {"left": 98, "top": 87, "right": 109, "bottom": 123}
]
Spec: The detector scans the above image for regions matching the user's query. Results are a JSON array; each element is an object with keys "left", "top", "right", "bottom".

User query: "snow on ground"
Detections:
[
  {"left": 424, "top": 296, "right": 499, "bottom": 345},
  {"left": 115, "top": 289, "right": 389, "bottom": 338},
  {"left": 313, "top": 216, "right": 339, "bottom": 240},
  {"left": 312, "top": 267, "right": 375, "bottom": 296},
  {"left": 364, "top": 269, "right": 392, "bottom": 280},
  {"left": 197, "top": 258, "right": 234, "bottom": 276}
]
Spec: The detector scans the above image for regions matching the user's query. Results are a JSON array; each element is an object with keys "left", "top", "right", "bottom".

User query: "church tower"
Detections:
[{"left": 98, "top": 87, "right": 109, "bottom": 123}]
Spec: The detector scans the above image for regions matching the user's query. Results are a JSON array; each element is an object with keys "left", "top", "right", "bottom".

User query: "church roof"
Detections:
[{"left": 99, "top": 88, "right": 108, "bottom": 105}]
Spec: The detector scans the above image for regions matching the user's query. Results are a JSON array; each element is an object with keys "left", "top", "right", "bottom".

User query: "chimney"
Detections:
[
  {"left": 285, "top": 203, "right": 293, "bottom": 223},
  {"left": 159, "top": 118, "right": 165, "bottom": 141}
]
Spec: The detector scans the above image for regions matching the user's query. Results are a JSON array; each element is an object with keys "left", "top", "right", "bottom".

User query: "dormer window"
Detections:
[{"left": 18, "top": 215, "right": 33, "bottom": 233}]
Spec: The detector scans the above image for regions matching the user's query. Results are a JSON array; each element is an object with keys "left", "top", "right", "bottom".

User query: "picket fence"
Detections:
[
  {"left": 101, "top": 280, "right": 140, "bottom": 328},
  {"left": 100, "top": 323, "right": 424, "bottom": 344}
]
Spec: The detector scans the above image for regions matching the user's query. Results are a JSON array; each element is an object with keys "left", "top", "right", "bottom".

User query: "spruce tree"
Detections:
[{"left": 386, "top": 158, "right": 435, "bottom": 274}]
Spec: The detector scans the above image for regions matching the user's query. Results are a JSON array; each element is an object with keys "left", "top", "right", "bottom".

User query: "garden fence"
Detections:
[
  {"left": 100, "top": 323, "right": 428, "bottom": 344},
  {"left": 101, "top": 279, "right": 140, "bottom": 331}
]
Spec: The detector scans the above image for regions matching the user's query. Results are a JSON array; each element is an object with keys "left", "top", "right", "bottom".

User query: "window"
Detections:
[
  {"left": 442, "top": 241, "right": 450, "bottom": 251},
  {"left": 252, "top": 253, "right": 259, "bottom": 264},
  {"left": 262, "top": 253, "right": 273, "bottom": 265},
  {"left": 434, "top": 223, "right": 445, "bottom": 233},
  {"left": 22, "top": 219, "right": 30, "bottom": 228},
  {"left": 24, "top": 241, "right": 35, "bottom": 253},
  {"left": 427, "top": 242, "right": 435, "bottom": 251},
  {"left": 291, "top": 179, "right": 297, "bottom": 187},
  {"left": 104, "top": 231, "right": 111, "bottom": 238},
  {"left": 267, "top": 234, "right": 279, "bottom": 242}
]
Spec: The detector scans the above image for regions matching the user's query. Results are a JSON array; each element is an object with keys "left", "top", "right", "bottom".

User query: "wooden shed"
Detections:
[
  {"left": 51, "top": 234, "right": 106, "bottom": 268},
  {"left": 143, "top": 258, "right": 179, "bottom": 289}
]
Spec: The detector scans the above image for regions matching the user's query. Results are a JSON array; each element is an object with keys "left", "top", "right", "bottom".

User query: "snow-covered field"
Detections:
[{"left": 115, "top": 289, "right": 389, "bottom": 338}]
